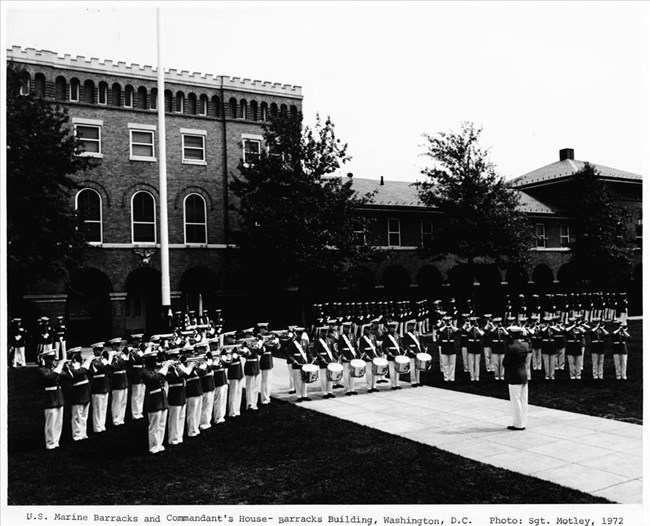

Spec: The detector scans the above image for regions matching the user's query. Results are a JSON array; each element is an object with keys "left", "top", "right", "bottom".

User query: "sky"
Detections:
[{"left": 3, "top": 1, "right": 649, "bottom": 182}]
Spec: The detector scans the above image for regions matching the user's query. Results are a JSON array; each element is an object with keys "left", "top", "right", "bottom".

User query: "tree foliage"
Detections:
[
  {"left": 6, "top": 63, "right": 93, "bottom": 290},
  {"left": 231, "top": 112, "right": 377, "bottom": 290},
  {"left": 563, "top": 163, "right": 634, "bottom": 287},
  {"left": 417, "top": 122, "right": 533, "bottom": 269}
]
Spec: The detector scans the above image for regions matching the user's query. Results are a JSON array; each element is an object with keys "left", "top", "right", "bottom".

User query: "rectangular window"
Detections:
[
  {"left": 128, "top": 123, "right": 156, "bottom": 161},
  {"left": 70, "top": 81, "right": 79, "bottom": 102},
  {"left": 199, "top": 97, "right": 207, "bottom": 116},
  {"left": 243, "top": 139, "right": 261, "bottom": 165},
  {"left": 73, "top": 118, "right": 103, "bottom": 158},
  {"left": 560, "top": 224, "right": 570, "bottom": 247},
  {"left": 421, "top": 219, "right": 434, "bottom": 248},
  {"left": 535, "top": 223, "right": 546, "bottom": 248},
  {"left": 98, "top": 85, "right": 107, "bottom": 105},
  {"left": 353, "top": 227, "right": 367, "bottom": 245},
  {"left": 181, "top": 129, "right": 207, "bottom": 165},
  {"left": 124, "top": 87, "right": 133, "bottom": 108},
  {"left": 388, "top": 218, "right": 401, "bottom": 247}
]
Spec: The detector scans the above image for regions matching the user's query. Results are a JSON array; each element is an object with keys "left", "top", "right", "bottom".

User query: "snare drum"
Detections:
[
  {"left": 394, "top": 355, "right": 411, "bottom": 374},
  {"left": 301, "top": 364, "right": 319, "bottom": 384},
  {"left": 349, "top": 359, "right": 367, "bottom": 378},
  {"left": 372, "top": 357, "right": 388, "bottom": 376},
  {"left": 326, "top": 362, "right": 344, "bottom": 382},
  {"left": 416, "top": 352, "right": 432, "bottom": 371}
]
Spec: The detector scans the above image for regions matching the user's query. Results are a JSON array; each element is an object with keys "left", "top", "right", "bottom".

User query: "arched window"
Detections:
[
  {"left": 55, "top": 76, "right": 66, "bottom": 100},
  {"left": 111, "top": 83, "right": 122, "bottom": 106},
  {"left": 164, "top": 90, "right": 173, "bottom": 112},
  {"left": 98, "top": 82, "right": 108, "bottom": 105},
  {"left": 19, "top": 72, "right": 30, "bottom": 95},
  {"left": 211, "top": 95, "right": 220, "bottom": 117},
  {"left": 270, "top": 102, "right": 278, "bottom": 118},
  {"left": 124, "top": 85, "right": 134, "bottom": 108},
  {"left": 199, "top": 94, "right": 208, "bottom": 116},
  {"left": 131, "top": 191, "right": 156, "bottom": 244},
  {"left": 290, "top": 105, "right": 298, "bottom": 118},
  {"left": 260, "top": 102, "right": 268, "bottom": 122},
  {"left": 137, "top": 87, "right": 148, "bottom": 109},
  {"left": 250, "top": 101, "right": 258, "bottom": 121},
  {"left": 229, "top": 97, "right": 237, "bottom": 119},
  {"left": 176, "top": 91, "right": 185, "bottom": 113},
  {"left": 83, "top": 80, "right": 95, "bottom": 104},
  {"left": 280, "top": 103, "right": 288, "bottom": 116},
  {"left": 188, "top": 93, "right": 197, "bottom": 115},
  {"left": 70, "top": 78, "right": 80, "bottom": 102},
  {"left": 151, "top": 88, "right": 158, "bottom": 110},
  {"left": 240, "top": 99, "right": 247, "bottom": 120},
  {"left": 76, "top": 189, "right": 102, "bottom": 243},
  {"left": 184, "top": 194, "right": 207, "bottom": 244},
  {"left": 34, "top": 73, "right": 46, "bottom": 98}
]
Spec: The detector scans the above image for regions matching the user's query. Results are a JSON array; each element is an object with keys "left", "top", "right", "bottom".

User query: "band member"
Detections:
[
  {"left": 197, "top": 346, "right": 216, "bottom": 428},
  {"left": 466, "top": 317, "right": 484, "bottom": 382},
  {"left": 89, "top": 342, "right": 110, "bottom": 433},
  {"left": 359, "top": 323, "right": 380, "bottom": 393},
  {"left": 183, "top": 345, "right": 203, "bottom": 434},
  {"left": 259, "top": 326, "right": 277, "bottom": 405},
  {"left": 382, "top": 321, "right": 405, "bottom": 390},
  {"left": 243, "top": 337, "right": 262, "bottom": 411},
  {"left": 37, "top": 316, "right": 54, "bottom": 355},
  {"left": 64, "top": 348, "right": 93, "bottom": 441},
  {"left": 586, "top": 319, "right": 608, "bottom": 380},
  {"left": 227, "top": 342, "right": 245, "bottom": 415},
  {"left": 314, "top": 327, "right": 338, "bottom": 398},
  {"left": 143, "top": 349, "right": 170, "bottom": 454},
  {"left": 553, "top": 318, "right": 566, "bottom": 371},
  {"left": 38, "top": 348, "right": 67, "bottom": 449},
  {"left": 402, "top": 320, "right": 425, "bottom": 387},
  {"left": 165, "top": 348, "right": 188, "bottom": 445},
  {"left": 437, "top": 316, "right": 458, "bottom": 382},
  {"left": 288, "top": 329, "right": 311, "bottom": 402},
  {"left": 212, "top": 345, "right": 229, "bottom": 424},
  {"left": 9, "top": 317, "right": 27, "bottom": 367},
  {"left": 107, "top": 338, "right": 128, "bottom": 426},
  {"left": 612, "top": 321, "right": 630, "bottom": 380},
  {"left": 54, "top": 315, "right": 67, "bottom": 361},
  {"left": 128, "top": 337, "right": 146, "bottom": 420},
  {"left": 338, "top": 321, "right": 361, "bottom": 395},
  {"left": 489, "top": 317, "right": 508, "bottom": 381},
  {"left": 482, "top": 314, "right": 494, "bottom": 373},
  {"left": 617, "top": 293, "right": 628, "bottom": 324},
  {"left": 539, "top": 317, "right": 558, "bottom": 380},
  {"left": 565, "top": 318, "right": 585, "bottom": 380},
  {"left": 529, "top": 317, "right": 543, "bottom": 372},
  {"left": 459, "top": 313, "right": 471, "bottom": 373},
  {"left": 503, "top": 327, "right": 529, "bottom": 431}
]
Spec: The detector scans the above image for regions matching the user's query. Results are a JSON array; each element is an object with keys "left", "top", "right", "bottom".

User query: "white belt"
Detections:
[
  {"left": 114, "top": 370, "right": 126, "bottom": 374},
  {"left": 149, "top": 388, "right": 162, "bottom": 394},
  {"left": 168, "top": 382, "right": 184, "bottom": 387},
  {"left": 73, "top": 380, "right": 89, "bottom": 387},
  {"left": 44, "top": 386, "right": 60, "bottom": 391},
  {"left": 132, "top": 365, "right": 143, "bottom": 368},
  {"left": 93, "top": 374, "right": 106, "bottom": 378},
  {"left": 187, "top": 377, "right": 200, "bottom": 381}
]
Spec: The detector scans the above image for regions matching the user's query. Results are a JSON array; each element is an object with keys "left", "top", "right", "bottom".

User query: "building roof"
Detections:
[
  {"left": 514, "top": 191, "right": 557, "bottom": 215},
  {"left": 510, "top": 159, "right": 642, "bottom": 188}
]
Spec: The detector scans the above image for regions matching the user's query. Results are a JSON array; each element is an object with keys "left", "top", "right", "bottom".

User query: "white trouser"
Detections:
[
  {"left": 71, "top": 403, "right": 89, "bottom": 441},
  {"left": 287, "top": 364, "right": 295, "bottom": 390},
  {"left": 439, "top": 349, "right": 444, "bottom": 372},
  {"left": 567, "top": 355, "right": 583, "bottom": 379},
  {"left": 213, "top": 384, "right": 228, "bottom": 423},
  {"left": 320, "top": 368, "right": 334, "bottom": 395},
  {"left": 483, "top": 347, "right": 493, "bottom": 371},
  {"left": 228, "top": 378, "right": 244, "bottom": 415},
  {"left": 508, "top": 383, "right": 528, "bottom": 428},
  {"left": 260, "top": 369, "right": 272, "bottom": 403},
  {"left": 11, "top": 346, "right": 26, "bottom": 367},
  {"left": 168, "top": 404, "right": 186, "bottom": 445},
  {"left": 409, "top": 357, "right": 421, "bottom": 385},
  {"left": 55, "top": 339, "right": 66, "bottom": 361},
  {"left": 44, "top": 406, "right": 64, "bottom": 449},
  {"left": 148, "top": 409, "right": 168, "bottom": 454},
  {"left": 532, "top": 348, "right": 542, "bottom": 370},
  {"left": 92, "top": 393, "right": 108, "bottom": 432},
  {"left": 111, "top": 388, "right": 127, "bottom": 425},
  {"left": 492, "top": 353, "right": 504, "bottom": 380},
  {"left": 245, "top": 374, "right": 260, "bottom": 409},
  {"left": 613, "top": 354, "right": 628, "bottom": 380},
  {"left": 592, "top": 353, "right": 605, "bottom": 379},
  {"left": 131, "top": 383, "right": 145, "bottom": 419},
  {"left": 542, "top": 354, "right": 557, "bottom": 379},
  {"left": 186, "top": 395, "right": 202, "bottom": 435},
  {"left": 387, "top": 361, "right": 400, "bottom": 387},
  {"left": 440, "top": 354, "right": 456, "bottom": 381},
  {"left": 344, "top": 363, "right": 358, "bottom": 393},
  {"left": 525, "top": 354, "right": 532, "bottom": 380},
  {"left": 292, "top": 368, "right": 307, "bottom": 399},
  {"left": 200, "top": 391, "right": 214, "bottom": 429},
  {"left": 556, "top": 348, "right": 565, "bottom": 369},
  {"left": 468, "top": 353, "right": 481, "bottom": 381},
  {"left": 461, "top": 347, "right": 469, "bottom": 371},
  {"left": 365, "top": 363, "right": 376, "bottom": 390}
]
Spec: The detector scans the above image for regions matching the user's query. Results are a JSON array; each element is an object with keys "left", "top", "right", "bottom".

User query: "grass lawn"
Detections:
[
  {"left": 417, "top": 319, "right": 643, "bottom": 424},
  {"left": 7, "top": 367, "right": 610, "bottom": 505}
]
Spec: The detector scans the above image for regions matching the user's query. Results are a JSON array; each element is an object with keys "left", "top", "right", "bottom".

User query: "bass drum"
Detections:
[
  {"left": 349, "top": 358, "right": 367, "bottom": 378},
  {"left": 326, "top": 362, "right": 344, "bottom": 382},
  {"left": 416, "top": 352, "right": 432, "bottom": 371},
  {"left": 372, "top": 357, "right": 388, "bottom": 376},
  {"left": 394, "top": 355, "right": 410, "bottom": 374}
]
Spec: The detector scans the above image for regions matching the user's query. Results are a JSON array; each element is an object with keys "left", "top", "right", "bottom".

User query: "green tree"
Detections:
[
  {"left": 417, "top": 122, "right": 533, "bottom": 275},
  {"left": 564, "top": 163, "right": 633, "bottom": 288},
  {"left": 231, "top": 112, "right": 377, "bottom": 291},
  {"left": 6, "top": 64, "right": 94, "bottom": 306}
]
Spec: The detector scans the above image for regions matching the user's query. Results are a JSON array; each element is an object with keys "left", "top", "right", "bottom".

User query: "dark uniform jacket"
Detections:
[
  {"left": 337, "top": 334, "right": 359, "bottom": 362},
  {"left": 89, "top": 357, "right": 110, "bottom": 395},
  {"left": 313, "top": 337, "right": 338, "bottom": 368},
  {"left": 289, "top": 340, "right": 310, "bottom": 370},
  {"left": 166, "top": 365, "right": 187, "bottom": 406},
  {"left": 381, "top": 333, "right": 403, "bottom": 361},
  {"left": 10, "top": 325, "right": 26, "bottom": 348},
  {"left": 109, "top": 355, "right": 129, "bottom": 390},
  {"left": 38, "top": 366, "right": 65, "bottom": 408},
  {"left": 503, "top": 340, "right": 529, "bottom": 385},
  {"left": 588, "top": 327, "right": 607, "bottom": 354},
  {"left": 213, "top": 359, "right": 228, "bottom": 387},
  {"left": 437, "top": 326, "right": 457, "bottom": 355},
  {"left": 128, "top": 351, "right": 145, "bottom": 385},
  {"left": 401, "top": 332, "right": 423, "bottom": 358},
  {"left": 490, "top": 326, "right": 509, "bottom": 354},
  {"left": 358, "top": 334, "right": 380, "bottom": 361},
  {"left": 143, "top": 368, "right": 168, "bottom": 413},
  {"left": 260, "top": 340, "right": 276, "bottom": 370},
  {"left": 243, "top": 346, "right": 262, "bottom": 376},
  {"left": 198, "top": 364, "right": 216, "bottom": 392},
  {"left": 66, "top": 366, "right": 91, "bottom": 405},
  {"left": 185, "top": 366, "right": 204, "bottom": 397},
  {"left": 227, "top": 353, "right": 245, "bottom": 380}
]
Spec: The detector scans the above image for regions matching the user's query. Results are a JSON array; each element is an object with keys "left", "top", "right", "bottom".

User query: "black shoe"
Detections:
[
  {"left": 303, "top": 397, "right": 312, "bottom": 402},
  {"left": 411, "top": 384, "right": 418, "bottom": 388},
  {"left": 395, "top": 386, "right": 402, "bottom": 390},
  {"left": 391, "top": 386, "right": 398, "bottom": 390},
  {"left": 289, "top": 390, "right": 296, "bottom": 394},
  {"left": 334, "top": 384, "right": 344, "bottom": 389},
  {"left": 377, "top": 379, "right": 388, "bottom": 384},
  {"left": 346, "top": 392, "right": 353, "bottom": 396},
  {"left": 507, "top": 426, "right": 525, "bottom": 431},
  {"left": 351, "top": 391, "right": 358, "bottom": 395},
  {"left": 296, "top": 397, "right": 304, "bottom": 402}
]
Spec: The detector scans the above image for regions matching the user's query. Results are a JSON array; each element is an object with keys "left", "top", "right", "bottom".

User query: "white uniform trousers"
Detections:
[
  {"left": 292, "top": 368, "right": 307, "bottom": 399},
  {"left": 467, "top": 353, "right": 481, "bottom": 381},
  {"left": 532, "top": 347, "right": 542, "bottom": 370},
  {"left": 131, "top": 384, "right": 145, "bottom": 419},
  {"left": 440, "top": 354, "right": 456, "bottom": 381},
  {"left": 167, "top": 404, "right": 186, "bottom": 445},
  {"left": 567, "top": 355, "right": 583, "bottom": 380},
  {"left": 556, "top": 348, "right": 566, "bottom": 370},
  {"left": 55, "top": 339, "right": 66, "bottom": 361},
  {"left": 11, "top": 346, "right": 26, "bottom": 367},
  {"left": 461, "top": 347, "right": 469, "bottom": 371},
  {"left": 200, "top": 391, "right": 215, "bottom": 429},
  {"left": 592, "top": 353, "right": 605, "bottom": 379},
  {"left": 387, "top": 361, "right": 400, "bottom": 387},
  {"left": 71, "top": 403, "right": 89, "bottom": 441},
  {"left": 320, "top": 369, "right": 334, "bottom": 396},
  {"left": 365, "top": 364, "right": 376, "bottom": 391},
  {"left": 613, "top": 354, "right": 628, "bottom": 380},
  {"left": 287, "top": 363, "right": 295, "bottom": 390},
  {"left": 260, "top": 369, "right": 272, "bottom": 404},
  {"left": 525, "top": 354, "right": 532, "bottom": 380},
  {"left": 91, "top": 393, "right": 108, "bottom": 432},
  {"left": 492, "top": 354, "right": 504, "bottom": 380},
  {"left": 111, "top": 388, "right": 128, "bottom": 425},
  {"left": 245, "top": 374, "right": 260, "bottom": 409},
  {"left": 508, "top": 383, "right": 528, "bottom": 429},
  {"left": 344, "top": 363, "right": 357, "bottom": 393},
  {"left": 228, "top": 378, "right": 244, "bottom": 415},
  {"left": 409, "top": 358, "right": 421, "bottom": 385},
  {"left": 213, "top": 384, "right": 228, "bottom": 423},
  {"left": 185, "top": 395, "right": 202, "bottom": 436},
  {"left": 483, "top": 347, "right": 493, "bottom": 371},
  {"left": 44, "top": 406, "right": 64, "bottom": 449},
  {"left": 148, "top": 409, "right": 168, "bottom": 454},
  {"left": 542, "top": 354, "right": 557, "bottom": 379},
  {"left": 439, "top": 349, "right": 444, "bottom": 372}
]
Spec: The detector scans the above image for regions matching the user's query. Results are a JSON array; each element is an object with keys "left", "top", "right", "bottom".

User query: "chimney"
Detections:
[
  {"left": 347, "top": 172, "right": 353, "bottom": 179},
  {"left": 380, "top": 175, "right": 384, "bottom": 186},
  {"left": 559, "top": 148, "right": 574, "bottom": 161}
]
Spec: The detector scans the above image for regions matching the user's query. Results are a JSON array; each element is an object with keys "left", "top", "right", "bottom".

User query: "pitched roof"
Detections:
[
  {"left": 510, "top": 159, "right": 642, "bottom": 188},
  {"left": 514, "top": 191, "right": 557, "bottom": 215}
]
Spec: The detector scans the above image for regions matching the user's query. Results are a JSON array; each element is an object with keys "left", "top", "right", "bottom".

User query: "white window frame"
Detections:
[
  {"left": 128, "top": 123, "right": 156, "bottom": 162},
  {"left": 421, "top": 219, "right": 433, "bottom": 247},
  {"left": 181, "top": 128, "right": 207, "bottom": 165},
  {"left": 70, "top": 79, "right": 80, "bottom": 102},
  {"left": 388, "top": 218, "right": 401, "bottom": 247},
  {"left": 352, "top": 227, "right": 367, "bottom": 246},
  {"left": 75, "top": 189, "right": 103, "bottom": 245},
  {"left": 560, "top": 224, "right": 570, "bottom": 247},
  {"left": 535, "top": 223, "right": 547, "bottom": 249},
  {"left": 242, "top": 133, "right": 263, "bottom": 166},
  {"left": 183, "top": 194, "right": 208, "bottom": 245},
  {"left": 73, "top": 118, "right": 103, "bottom": 158},
  {"left": 131, "top": 191, "right": 157, "bottom": 245}
]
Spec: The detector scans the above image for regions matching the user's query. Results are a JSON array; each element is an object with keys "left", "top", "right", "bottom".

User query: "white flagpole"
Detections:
[{"left": 157, "top": 7, "right": 171, "bottom": 327}]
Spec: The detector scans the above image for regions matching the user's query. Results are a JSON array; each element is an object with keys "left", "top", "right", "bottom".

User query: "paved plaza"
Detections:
[{"left": 271, "top": 358, "right": 643, "bottom": 504}]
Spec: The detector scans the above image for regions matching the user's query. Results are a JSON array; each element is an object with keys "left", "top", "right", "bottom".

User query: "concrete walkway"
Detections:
[{"left": 271, "top": 358, "right": 643, "bottom": 504}]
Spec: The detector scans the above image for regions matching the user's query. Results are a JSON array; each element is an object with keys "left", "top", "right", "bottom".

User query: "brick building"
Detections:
[{"left": 6, "top": 47, "right": 642, "bottom": 343}]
